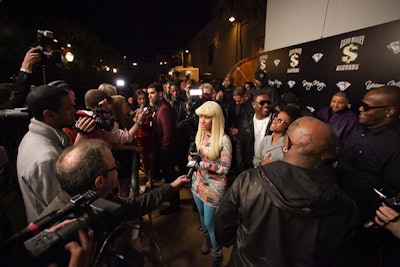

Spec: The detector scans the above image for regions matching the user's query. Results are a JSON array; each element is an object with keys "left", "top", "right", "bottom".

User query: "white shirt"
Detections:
[{"left": 253, "top": 114, "right": 270, "bottom": 154}]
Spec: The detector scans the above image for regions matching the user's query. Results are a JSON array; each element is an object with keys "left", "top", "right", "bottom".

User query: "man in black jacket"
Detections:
[{"left": 215, "top": 116, "right": 359, "bottom": 267}]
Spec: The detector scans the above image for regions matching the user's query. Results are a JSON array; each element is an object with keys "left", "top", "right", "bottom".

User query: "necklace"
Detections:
[{"left": 254, "top": 117, "right": 268, "bottom": 136}]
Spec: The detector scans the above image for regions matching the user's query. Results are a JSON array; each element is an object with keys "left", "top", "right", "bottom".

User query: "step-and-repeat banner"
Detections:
[{"left": 257, "top": 19, "right": 400, "bottom": 111}]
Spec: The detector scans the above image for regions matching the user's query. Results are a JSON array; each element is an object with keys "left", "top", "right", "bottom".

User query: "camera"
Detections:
[
  {"left": 3, "top": 190, "right": 126, "bottom": 267},
  {"left": 36, "top": 30, "right": 62, "bottom": 63},
  {"left": 189, "top": 88, "right": 202, "bottom": 96},
  {"left": 75, "top": 108, "right": 115, "bottom": 131},
  {"left": 364, "top": 193, "right": 400, "bottom": 229}
]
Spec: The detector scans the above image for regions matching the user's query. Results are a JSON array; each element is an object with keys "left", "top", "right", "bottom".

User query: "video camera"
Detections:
[
  {"left": 36, "top": 30, "right": 62, "bottom": 63},
  {"left": 364, "top": 190, "right": 400, "bottom": 230},
  {"left": 183, "top": 142, "right": 201, "bottom": 188},
  {"left": 3, "top": 190, "right": 126, "bottom": 267},
  {"left": 75, "top": 108, "right": 115, "bottom": 131}
]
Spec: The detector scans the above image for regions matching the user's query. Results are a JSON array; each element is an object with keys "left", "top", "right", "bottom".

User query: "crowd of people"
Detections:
[{"left": 0, "top": 47, "right": 400, "bottom": 267}]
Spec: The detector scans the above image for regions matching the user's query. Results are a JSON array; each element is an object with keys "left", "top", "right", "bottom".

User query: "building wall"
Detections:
[
  {"left": 187, "top": 9, "right": 266, "bottom": 82},
  {"left": 265, "top": 0, "right": 400, "bottom": 51}
]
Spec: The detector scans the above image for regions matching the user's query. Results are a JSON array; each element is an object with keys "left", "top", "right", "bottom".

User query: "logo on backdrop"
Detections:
[
  {"left": 312, "top": 53, "right": 324, "bottom": 63},
  {"left": 273, "top": 59, "right": 280, "bottom": 66},
  {"left": 387, "top": 41, "right": 400, "bottom": 54},
  {"left": 287, "top": 48, "right": 302, "bottom": 73},
  {"left": 268, "top": 79, "right": 283, "bottom": 88},
  {"left": 287, "top": 80, "right": 296, "bottom": 88},
  {"left": 336, "top": 81, "right": 351, "bottom": 91},
  {"left": 302, "top": 80, "right": 326, "bottom": 91},
  {"left": 336, "top": 35, "right": 365, "bottom": 71},
  {"left": 259, "top": 54, "right": 268, "bottom": 71},
  {"left": 365, "top": 80, "right": 400, "bottom": 90}
]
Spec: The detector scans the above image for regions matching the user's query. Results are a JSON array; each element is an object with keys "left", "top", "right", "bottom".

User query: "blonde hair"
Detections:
[
  {"left": 195, "top": 101, "right": 225, "bottom": 160},
  {"left": 98, "top": 83, "right": 117, "bottom": 96}
]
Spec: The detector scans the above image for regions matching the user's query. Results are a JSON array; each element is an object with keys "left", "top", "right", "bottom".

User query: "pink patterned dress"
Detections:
[{"left": 191, "top": 133, "right": 232, "bottom": 207}]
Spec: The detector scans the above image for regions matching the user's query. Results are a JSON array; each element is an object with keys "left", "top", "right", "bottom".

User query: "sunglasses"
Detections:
[
  {"left": 272, "top": 115, "right": 288, "bottom": 125},
  {"left": 103, "top": 161, "right": 121, "bottom": 174},
  {"left": 254, "top": 100, "right": 272, "bottom": 106},
  {"left": 359, "top": 100, "right": 391, "bottom": 111}
]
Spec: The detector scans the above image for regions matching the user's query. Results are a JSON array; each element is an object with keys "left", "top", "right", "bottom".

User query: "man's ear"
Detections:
[{"left": 94, "top": 175, "right": 104, "bottom": 189}]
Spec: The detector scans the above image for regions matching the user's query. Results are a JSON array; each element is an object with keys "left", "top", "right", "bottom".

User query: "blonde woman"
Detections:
[{"left": 191, "top": 101, "right": 232, "bottom": 266}]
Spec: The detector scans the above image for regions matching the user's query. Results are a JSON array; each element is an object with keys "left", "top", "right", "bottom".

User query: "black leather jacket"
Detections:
[
  {"left": 236, "top": 112, "right": 272, "bottom": 172},
  {"left": 215, "top": 161, "right": 359, "bottom": 267}
]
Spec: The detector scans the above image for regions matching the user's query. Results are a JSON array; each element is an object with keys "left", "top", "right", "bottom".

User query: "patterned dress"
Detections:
[{"left": 192, "top": 133, "right": 232, "bottom": 207}]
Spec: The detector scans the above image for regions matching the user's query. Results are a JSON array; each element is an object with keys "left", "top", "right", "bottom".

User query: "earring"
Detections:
[
  {"left": 386, "top": 114, "right": 391, "bottom": 118},
  {"left": 282, "top": 147, "right": 289, "bottom": 153}
]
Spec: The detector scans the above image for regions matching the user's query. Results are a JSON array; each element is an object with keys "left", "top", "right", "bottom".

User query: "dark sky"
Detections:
[{"left": 1, "top": 0, "right": 215, "bottom": 61}]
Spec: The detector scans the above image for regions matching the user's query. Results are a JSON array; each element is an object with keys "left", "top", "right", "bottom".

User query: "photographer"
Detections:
[
  {"left": 0, "top": 47, "right": 41, "bottom": 110},
  {"left": 65, "top": 89, "right": 146, "bottom": 146},
  {"left": 17, "top": 84, "right": 75, "bottom": 223},
  {"left": 39, "top": 139, "right": 189, "bottom": 266}
]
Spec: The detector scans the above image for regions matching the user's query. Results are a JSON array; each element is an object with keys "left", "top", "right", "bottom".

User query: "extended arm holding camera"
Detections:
[{"left": 2, "top": 47, "right": 41, "bottom": 109}]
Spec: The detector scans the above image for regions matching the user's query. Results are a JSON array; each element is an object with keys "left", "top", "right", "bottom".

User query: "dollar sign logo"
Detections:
[
  {"left": 290, "top": 54, "right": 299, "bottom": 68},
  {"left": 342, "top": 44, "right": 358, "bottom": 63},
  {"left": 260, "top": 58, "right": 267, "bottom": 70}
]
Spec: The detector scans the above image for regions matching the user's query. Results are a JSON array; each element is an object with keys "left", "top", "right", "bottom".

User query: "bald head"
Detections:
[
  {"left": 56, "top": 139, "right": 109, "bottom": 196},
  {"left": 366, "top": 86, "right": 400, "bottom": 108},
  {"left": 284, "top": 116, "right": 332, "bottom": 168}
]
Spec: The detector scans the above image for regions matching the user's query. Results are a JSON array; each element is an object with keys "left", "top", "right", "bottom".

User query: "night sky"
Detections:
[{"left": 0, "top": 0, "right": 215, "bottom": 61}]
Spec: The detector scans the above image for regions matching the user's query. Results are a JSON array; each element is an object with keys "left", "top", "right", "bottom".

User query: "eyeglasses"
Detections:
[
  {"left": 359, "top": 100, "right": 391, "bottom": 111},
  {"left": 103, "top": 161, "right": 121, "bottom": 175},
  {"left": 272, "top": 115, "right": 288, "bottom": 125},
  {"left": 254, "top": 100, "right": 272, "bottom": 106}
]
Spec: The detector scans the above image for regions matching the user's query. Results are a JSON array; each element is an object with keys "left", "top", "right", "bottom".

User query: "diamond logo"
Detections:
[
  {"left": 387, "top": 41, "right": 400, "bottom": 54},
  {"left": 273, "top": 59, "right": 280, "bottom": 66},
  {"left": 287, "top": 80, "right": 296, "bottom": 88},
  {"left": 336, "top": 81, "right": 351, "bottom": 91},
  {"left": 312, "top": 53, "right": 323, "bottom": 62}
]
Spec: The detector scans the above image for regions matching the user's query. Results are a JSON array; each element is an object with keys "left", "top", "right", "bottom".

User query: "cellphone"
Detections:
[{"left": 143, "top": 107, "right": 148, "bottom": 112}]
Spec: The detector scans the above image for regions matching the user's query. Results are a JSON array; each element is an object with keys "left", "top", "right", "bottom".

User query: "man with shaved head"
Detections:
[
  {"left": 215, "top": 116, "right": 358, "bottom": 267},
  {"left": 337, "top": 85, "right": 400, "bottom": 267}
]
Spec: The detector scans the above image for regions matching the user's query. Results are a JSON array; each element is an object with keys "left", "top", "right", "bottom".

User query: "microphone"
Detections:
[{"left": 183, "top": 142, "right": 201, "bottom": 188}]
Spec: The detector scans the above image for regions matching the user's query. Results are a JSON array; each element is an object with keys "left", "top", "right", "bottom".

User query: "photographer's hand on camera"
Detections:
[
  {"left": 375, "top": 203, "right": 400, "bottom": 239},
  {"left": 48, "top": 219, "right": 97, "bottom": 267},
  {"left": 73, "top": 117, "right": 96, "bottom": 143},
  {"left": 21, "top": 47, "right": 42, "bottom": 73}
]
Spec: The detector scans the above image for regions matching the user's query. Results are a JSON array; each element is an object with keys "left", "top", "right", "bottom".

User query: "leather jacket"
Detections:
[
  {"left": 215, "top": 161, "right": 359, "bottom": 267},
  {"left": 236, "top": 112, "right": 272, "bottom": 172}
]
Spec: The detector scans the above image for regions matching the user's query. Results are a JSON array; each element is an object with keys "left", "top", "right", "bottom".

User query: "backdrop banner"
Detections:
[{"left": 232, "top": 19, "right": 400, "bottom": 112}]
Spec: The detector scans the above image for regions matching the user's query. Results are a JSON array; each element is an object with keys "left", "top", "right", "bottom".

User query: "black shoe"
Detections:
[{"left": 159, "top": 205, "right": 180, "bottom": 215}]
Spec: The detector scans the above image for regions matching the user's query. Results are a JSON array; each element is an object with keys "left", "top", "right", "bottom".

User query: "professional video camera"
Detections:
[
  {"left": 3, "top": 190, "right": 126, "bottom": 267},
  {"left": 36, "top": 30, "right": 62, "bottom": 63},
  {"left": 364, "top": 190, "right": 400, "bottom": 230},
  {"left": 183, "top": 142, "right": 201, "bottom": 188},
  {"left": 75, "top": 108, "right": 115, "bottom": 131}
]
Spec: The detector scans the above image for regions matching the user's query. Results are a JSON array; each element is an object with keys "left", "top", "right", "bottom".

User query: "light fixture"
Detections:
[
  {"left": 65, "top": 51, "right": 74, "bottom": 62},
  {"left": 229, "top": 16, "right": 236, "bottom": 23}
]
